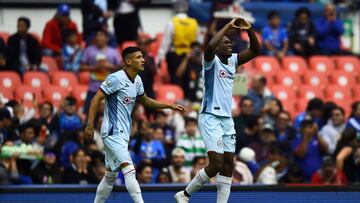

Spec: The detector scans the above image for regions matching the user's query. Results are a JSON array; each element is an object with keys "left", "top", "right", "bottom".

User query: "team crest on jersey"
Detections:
[
  {"left": 219, "top": 70, "right": 227, "bottom": 78},
  {"left": 104, "top": 80, "right": 111, "bottom": 87},
  {"left": 228, "top": 59, "right": 233, "bottom": 66},
  {"left": 123, "top": 96, "right": 131, "bottom": 104}
]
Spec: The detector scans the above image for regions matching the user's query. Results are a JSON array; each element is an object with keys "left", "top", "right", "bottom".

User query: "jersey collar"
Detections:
[{"left": 124, "top": 69, "right": 135, "bottom": 84}]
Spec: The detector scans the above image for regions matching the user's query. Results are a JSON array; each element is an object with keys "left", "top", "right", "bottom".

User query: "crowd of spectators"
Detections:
[{"left": 0, "top": 0, "right": 359, "bottom": 186}]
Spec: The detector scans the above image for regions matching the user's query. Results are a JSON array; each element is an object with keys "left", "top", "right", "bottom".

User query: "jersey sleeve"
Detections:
[
  {"left": 136, "top": 77, "right": 145, "bottom": 97},
  {"left": 100, "top": 74, "right": 123, "bottom": 95},
  {"left": 202, "top": 56, "right": 215, "bottom": 71}
]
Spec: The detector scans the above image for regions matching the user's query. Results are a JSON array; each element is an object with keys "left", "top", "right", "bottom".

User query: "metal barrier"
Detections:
[{"left": 1, "top": 184, "right": 360, "bottom": 203}]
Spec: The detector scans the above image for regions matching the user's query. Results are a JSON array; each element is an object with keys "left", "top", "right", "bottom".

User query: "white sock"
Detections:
[
  {"left": 94, "top": 171, "right": 118, "bottom": 203},
  {"left": 122, "top": 165, "right": 144, "bottom": 203},
  {"left": 216, "top": 175, "right": 232, "bottom": 203},
  {"left": 185, "top": 168, "right": 210, "bottom": 195}
]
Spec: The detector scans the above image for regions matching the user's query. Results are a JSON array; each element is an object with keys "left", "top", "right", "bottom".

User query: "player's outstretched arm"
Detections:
[
  {"left": 205, "top": 18, "right": 241, "bottom": 62},
  {"left": 84, "top": 90, "right": 106, "bottom": 141},
  {"left": 138, "top": 94, "right": 185, "bottom": 112},
  {"left": 237, "top": 19, "right": 261, "bottom": 65}
]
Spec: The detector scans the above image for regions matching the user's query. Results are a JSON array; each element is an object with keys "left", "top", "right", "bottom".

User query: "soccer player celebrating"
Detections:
[
  {"left": 175, "top": 18, "right": 260, "bottom": 203},
  {"left": 84, "top": 46, "right": 185, "bottom": 203}
]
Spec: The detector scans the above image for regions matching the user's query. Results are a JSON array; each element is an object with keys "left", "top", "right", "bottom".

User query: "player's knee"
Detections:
[
  {"left": 209, "top": 156, "right": 224, "bottom": 172},
  {"left": 223, "top": 157, "right": 234, "bottom": 168}
]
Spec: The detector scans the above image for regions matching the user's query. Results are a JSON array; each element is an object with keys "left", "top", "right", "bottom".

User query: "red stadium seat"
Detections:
[
  {"left": 334, "top": 56, "right": 360, "bottom": 74},
  {"left": 23, "top": 71, "right": 50, "bottom": 89},
  {"left": 43, "top": 86, "right": 69, "bottom": 108},
  {"left": 254, "top": 56, "right": 280, "bottom": 76},
  {"left": 325, "top": 85, "right": 352, "bottom": 101},
  {"left": 156, "top": 85, "right": 184, "bottom": 104},
  {"left": 0, "top": 87, "right": 14, "bottom": 101},
  {"left": 41, "top": 56, "right": 58, "bottom": 73},
  {"left": 329, "top": 71, "right": 356, "bottom": 88},
  {"left": 72, "top": 85, "right": 88, "bottom": 107},
  {"left": 15, "top": 86, "right": 42, "bottom": 108},
  {"left": 308, "top": 56, "right": 335, "bottom": 75},
  {"left": 295, "top": 98, "right": 309, "bottom": 113},
  {"left": 0, "top": 32, "right": 10, "bottom": 43},
  {"left": 150, "top": 32, "right": 163, "bottom": 57},
  {"left": 303, "top": 71, "right": 329, "bottom": 89},
  {"left": 79, "top": 71, "right": 91, "bottom": 85},
  {"left": 353, "top": 88, "right": 360, "bottom": 102},
  {"left": 298, "top": 85, "right": 325, "bottom": 100},
  {"left": 0, "top": 71, "right": 22, "bottom": 92},
  {"left": 281, "top": 101, "right": 296, "bottom": 117},
  {"left": 120, "top": 41, "right": 137, "bottom": 52},
  {"left": 274, "top": 71, "right": 301, "bottom": 90},
  {"left": 271, "top": 86, "right": 296, "bottom": 102},
  {"left": 51, "top": 71, "right": 79, "bottom": 91},
  {"left": 282, "top": 56, "right": 308, "bottom": 76},
  {"left": 240, "top": 31, "right": 263, "bottom": 45}
]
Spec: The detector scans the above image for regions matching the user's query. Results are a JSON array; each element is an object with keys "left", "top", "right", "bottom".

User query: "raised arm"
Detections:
[
  {"left": 84, "top": 90, "right": 106, "bottom": 140},
  {"left": 138, "top": 94, "right": 185, "bottom": 112},
  {"left": 237, "top": 24, "right": 261, "bottom": 65}
]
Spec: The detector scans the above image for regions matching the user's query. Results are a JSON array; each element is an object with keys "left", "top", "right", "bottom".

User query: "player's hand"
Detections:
[
  {"left": 170, "top": 104, "right": 186, "bottom": 113},
  {"left": 84, "top": 125, "right": 95, "bottom": 141},
  {"left": 237, "top": 18, "right": 252, "bottom": 30}
]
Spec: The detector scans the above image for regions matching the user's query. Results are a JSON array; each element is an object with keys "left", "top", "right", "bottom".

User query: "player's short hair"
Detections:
[
  {"left": 332, "top": 106, "right": 345, "bottom": 115},
  {"left": 268, "top": 10, "right": 280, "bottom": 20},
  {"left": 18, "top": 17, "right": 31, "bottom": 29},
  {"left": 64, "top": 96, "right": 77, "bottom": 106},
  {"left": 19, "top": 121, "right": 34, "bottom": 133},
  {"left": 185, "top": 117, "right": 197, "bottom": 125},
  {"left": 122, "top": 46, "right": 141, "bottom": 60}
]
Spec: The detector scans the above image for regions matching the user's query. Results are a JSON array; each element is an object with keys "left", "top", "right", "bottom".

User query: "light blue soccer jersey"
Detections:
[
  {"left": 200, "top": 53, "right": 238, "bottom": 117},
  {"left": 100, "top": 70, "right": 144, "bottom": 141}
]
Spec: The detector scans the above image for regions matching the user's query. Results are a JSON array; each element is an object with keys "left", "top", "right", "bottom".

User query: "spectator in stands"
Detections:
[
  {"left": 236, "top": 116, "right": 262, "bottom": 154},
  {"left": 320, "top": 106, "right": 346, "bottom": 155},
  {"left": 346, "top": 101, "right": 360, "bottom": 133},
  {"left": 36, "top": 102, "right": 54, "bottom": 129},
  {"left": 334, "top": 128, "right": 359, "bottom": 183},
  {"left": 0, "top": 141, "right": 19, "bottom": 184},
  {"left": 294, "top": 98, "right": 324, "bottom": 130},
  {"left": 280, "top": 163, "right": 304, "bottom": 184},
  {"left": 137, "top": 163, "right": 153, "bottom": 184},
  {"left": 30, "top": 150, "right": 62, "bottom": 184},
  {"left": 168, "top": 148, "right": 191, "bottom": 183},
  {"left": 59, "top": 130, "right": 83, "bottom": 169},
  {"left": 233, "top": 149, "right": 254, "bottom": 185},
  {"left": 0, "top": 108, "right": 17, "bottom": 144},
  {"left": 62, "top": 30, "right": 83, "bottom": 72},
  {"left": 176, "top": 42, "right": 204, "bottom": 103},
  {"left": 315, "top": 3, "right": 346, "bottom": 55},
  {"left": 176, "top": 117, "right": 206, "bottom": 170},
  {"left": 292, "top": 117, "right": 328, "bottom": 181},
  {"left": 50, "top": 96, "right": 82, "bottom": 136},
  {"left": 234, "top": 97, "right": 255, "bottom": 136},
  {"left": 156, "top": 167, "right": 172, "bottom": 183},
  {"left": 262, "top": 10, "right": 289, "bottom": 59},
  {"left": 157, "top": 0, "right": 199, "bottom": 84},
  {"left": 81, "top": 29, "right": 120, "bottom": 115},
  {"left": 137, "top": 33, "right": 157, "bottom": 100},
  {"left": 0, "top": 36, "right": 6, "bottom": 70},
  {"left": 248, "top": 123, "right": 277, "bottom": 162},
  {"left": 112, "top": 0, "right": 141, "bottom": 46},
  {"left": 63, "top": 148, "right": 98, "bottom": 184},
  {"left": 152, "top": 111, "right": 176, "bottom": 158},
  {"left": 190, "top": 156, "right": 207, "bottom": 179},
  {"left": 80, "top": 0, "right": 113, "bottom": 41},
  {"left": 246, "top": 74, "right": 274, "bottom": 115},
  {"left": 85, "top": 18, "right": 117, "bottom": 48},
  {"left": 288, "top": 7, "right": 316, "bottom": 57},
  {"left": 7, "top": 17, "right": 41, "bottom": 75},
  {"left": 42, "top": 4, "right": 81, "bottom": 56},
  {"left": 311, "top": 156, "right": 347, "bottom": 185},
  {"left": 266, "top": 144, "right": 289, "bottom": 182},
  {"left": 274, "top": 111, "right": 296, "bottom": 155},
  {"left": 352, "top": 147, "right": 360, "bottom": 183},
  {"left": 263, "top": 98, "right": 283, "bottom": 127}
]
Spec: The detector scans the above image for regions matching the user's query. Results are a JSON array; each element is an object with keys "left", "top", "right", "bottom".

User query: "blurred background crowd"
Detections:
[{"left": 0, "top": 0, "right": 360, "bottom": 186}]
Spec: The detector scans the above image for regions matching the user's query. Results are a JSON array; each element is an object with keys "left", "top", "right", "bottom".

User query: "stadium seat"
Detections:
[
  {"left": 0, "top": 32, "right": 10, "bottom": 43},
  {"left": 120, "top": 41, "right": 137, "bottom": 52},
  {"left": 295, "top": 98, "right": 309, "bottom": 113},
  {"left": 79, "top": 71, "right": 91, "bottom": 85},
  {"left": 353, "top": 88, "right": 360, "bottom": 102},
  {"left": 156, "top": 84, "right": 184, "bottom": 104},
  {"left": 242, "top": 60, "right": 254, "bottom": 70},
  {"left": 298, "top": 85, "right": 325, "bottom": 100},
  {"left": 254, "top": 56, "right": 280, "bottom": 76},
  {"left": 303, "top": 71, "right": 329, "bottom": 89},
  {"left": 281, "top": 101, "right": 296, "bottom": 117},
  {"left": 333, "top": 100, "right": 352, "bottom": 117},
  {"left": 329, "top": 71, "right": 356, "bottom": 88},
  {"left": 51, "top": 71, "right": 79, "bottom": 91},
  {"left": 325, "top": 85, "right": 352, "bottom": 101},
  {"left": 308, "top": 56, "right": 335, "bottom": 75},
  {"left": 15, "top": 86, "right": 42, "bottom": 108},
  {"left": 23, "top": 71, "right": 50, "bottom": 89},
  {"left": 0, "top": 87, "right": 14, "bottom": 101},
  {"left": 41, "top": 56, "right": 58, "bottom": 73},
  {"left": 271, "top": 85, "right": 296, "bottom": 102},
  {"left": 150, "top": 32, "right": 163, "bottom": 57},
  {"left": 43, "top": 86, "right": 69, "bottom": 108},
  {"left": 282, "top": 56, "right": 308, "bottom": 76},
  {"left": 72, "top": 85, "right": 88, "bottom": 107},
  {"left": 274, "top": 71, "right": 301, "bottom": 90},
  {"left": 334, "top": 56, "right": 360, "bottom": 80},
  {"left": 0, "top": 71, "right": 22, "bottom": 92},
  {"left": 240, "top": 31, "right": 263, "bottom": 45}
]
